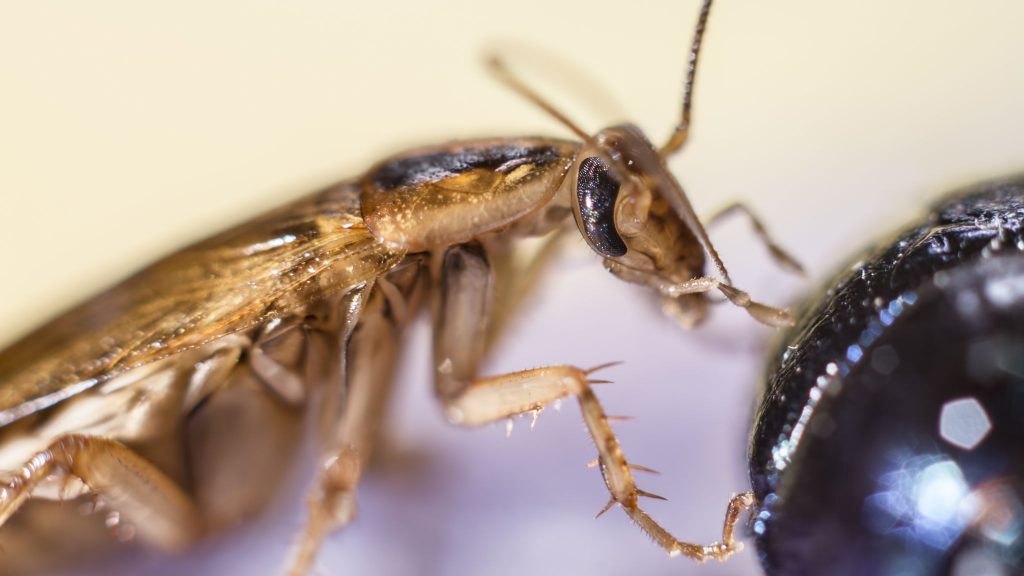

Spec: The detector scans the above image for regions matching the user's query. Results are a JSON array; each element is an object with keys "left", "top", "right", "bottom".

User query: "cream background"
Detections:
[{"left": 2, "top": 1, "right": 1023, "bottom": 575}]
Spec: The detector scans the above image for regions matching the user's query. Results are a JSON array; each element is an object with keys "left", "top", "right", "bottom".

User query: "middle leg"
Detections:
[{"left": 287, "top": 261, "right": 426, "bottom": 576}]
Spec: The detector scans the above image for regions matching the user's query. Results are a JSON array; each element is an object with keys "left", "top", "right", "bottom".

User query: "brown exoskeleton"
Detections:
[{"left": 0, "top": 1, "right": 802, "bottom": 574}]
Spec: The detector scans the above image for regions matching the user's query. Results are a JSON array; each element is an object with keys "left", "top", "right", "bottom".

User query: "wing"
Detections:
[{"left": 0, "top": 182, "right": 404, "bottom": 425}]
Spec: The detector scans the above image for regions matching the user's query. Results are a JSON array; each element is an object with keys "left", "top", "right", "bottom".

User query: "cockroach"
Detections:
[{"left": 0, "top": 1, "right": 801, "bottom": 574}]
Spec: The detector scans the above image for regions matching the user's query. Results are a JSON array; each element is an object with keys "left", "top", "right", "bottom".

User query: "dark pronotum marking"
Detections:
[
  {"left": 371, "top": 144, "right": 562, "bottom": 190},
  {"left": 576, "top": 156, "right": 626, "bottom": 257}
]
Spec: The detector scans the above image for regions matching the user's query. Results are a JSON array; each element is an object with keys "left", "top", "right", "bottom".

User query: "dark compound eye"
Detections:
[{"left": 576, "top": 156, "right": 627, "bottom": 257}]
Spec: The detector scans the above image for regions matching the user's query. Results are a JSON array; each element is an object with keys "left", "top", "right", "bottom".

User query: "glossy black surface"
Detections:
[
  {"left": 750, "top": 177, "right": 1024, "bottom": 575},
  {"left": 575, "top": 156, "right": 627, "bottom": 257},
  {"left": 369, "top": 143, "right": 562, "bottom": 189}
]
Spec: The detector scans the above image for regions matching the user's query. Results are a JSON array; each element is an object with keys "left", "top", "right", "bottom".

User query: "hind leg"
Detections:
[{"left": 0, "top": 434, "right": 201, "bottom": 551}]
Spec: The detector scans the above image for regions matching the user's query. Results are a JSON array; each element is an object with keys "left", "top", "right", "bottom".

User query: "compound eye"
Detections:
[{"left": 576, "top": 156, "right": 627, "bottom": 257}]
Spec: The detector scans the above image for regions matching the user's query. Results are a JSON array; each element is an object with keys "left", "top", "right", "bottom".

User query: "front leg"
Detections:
[{"left": 433, "top": 242, "right": 750, "bottom": 562}]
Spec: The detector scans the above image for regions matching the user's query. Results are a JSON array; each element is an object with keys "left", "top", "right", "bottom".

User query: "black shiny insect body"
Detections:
[{"left": 750, "top": 177, "right": 1024, "bottom": 575}]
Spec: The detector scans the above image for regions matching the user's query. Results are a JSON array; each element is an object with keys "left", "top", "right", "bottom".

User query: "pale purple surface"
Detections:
[{"left": 3, "top": 2, "right": 1022, "bottom": 575}]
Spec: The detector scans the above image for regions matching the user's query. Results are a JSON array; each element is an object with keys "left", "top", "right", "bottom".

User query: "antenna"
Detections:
[
  {"left": 660, "top": 0, "right": 713, "bottom": 158},
  {"left": 486, "top": 56, "right": 592, "bottom": 143}
]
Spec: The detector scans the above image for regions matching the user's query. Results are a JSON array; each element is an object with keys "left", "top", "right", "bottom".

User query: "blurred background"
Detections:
[{"left": 1, "top": 1, "right": 1023, "bottom": 575}]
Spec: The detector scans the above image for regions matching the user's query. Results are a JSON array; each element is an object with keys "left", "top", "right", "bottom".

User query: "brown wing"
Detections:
[{"left": 0, "top": 182, "right": 404, "bottom": 425}]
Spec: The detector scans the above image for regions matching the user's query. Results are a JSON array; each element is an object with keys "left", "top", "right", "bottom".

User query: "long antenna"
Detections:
[
  {"left": 659, "top": 0, "right": 713, "bottom": 158},
  {"left": 487, "top": 56, "right": 592, "bottom": 142}
]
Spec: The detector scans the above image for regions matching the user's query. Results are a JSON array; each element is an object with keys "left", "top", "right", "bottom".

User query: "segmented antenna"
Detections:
[
  {"left": 487, "top": 56, "right": 592, "bottom": 142},
  {"left": 660, "top": 0, "right": 713, "bottom": 158}
]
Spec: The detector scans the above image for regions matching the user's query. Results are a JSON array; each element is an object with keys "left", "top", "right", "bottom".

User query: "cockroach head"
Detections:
[{"left": 570, "top": 124, "right": 707, "bottom": 293}]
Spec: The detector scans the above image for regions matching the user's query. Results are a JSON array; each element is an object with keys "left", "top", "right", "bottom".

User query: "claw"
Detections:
[
  {"left": 606, "top": 415, "right": 634, "bottom": 423},
  {"left": 704, "top": 540, "right": 744, "bottom": 561},
  {"left": 586, "top": 458, "right": 600, "bottom": 469},
  {"left": 587, "top": 379, "right": 614, "bottom": 385}
]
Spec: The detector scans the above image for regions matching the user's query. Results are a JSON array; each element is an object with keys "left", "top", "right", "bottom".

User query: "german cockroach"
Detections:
[{"left": 0, "top": 1, "right": 810, "bottom": 574}]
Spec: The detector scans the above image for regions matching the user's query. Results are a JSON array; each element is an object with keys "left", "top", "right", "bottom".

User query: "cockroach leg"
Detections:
[
  {"left": 248, "top": 318, "right": 308, "bottom": 406},
  {"left": 705, "top": 202, "right": 804, "bottom": 275},
  {"left": 288, "top": 266, "right": 424, "bottom": 576},
  {"left": 485, "top": 227, "right": 570, "bottom": 351},
  {"left": 0, "top": 434, "right": 201, "bottom": 552},
  {"left": 623, "top": 490, "right": 755, "bottom": 561},
  {"left": 433, "top": 244, "right": 492, "bottom": 398},
  {"left": 432, "top": 242, "right": 749, "bottom": 562},
  {"left": 663, "top": 276, "right": 795, "bottom": 328}
]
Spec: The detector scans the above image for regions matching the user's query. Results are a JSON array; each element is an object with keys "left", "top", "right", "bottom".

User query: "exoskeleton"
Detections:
[{"left": 0, "top": 1, "right": 800, "bottom": 573}]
